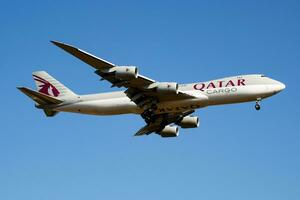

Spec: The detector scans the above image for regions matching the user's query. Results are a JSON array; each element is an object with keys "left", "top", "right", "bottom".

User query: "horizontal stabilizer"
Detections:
[{"left": 17, "top": 87, "right": 63, "bottom": 105}]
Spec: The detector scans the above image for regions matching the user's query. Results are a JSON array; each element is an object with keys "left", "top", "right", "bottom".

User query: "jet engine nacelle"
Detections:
[
  {"left": 114, "top": 66, "right": 138, "bottom": 80},
  {"left": 156, "top": 82, "right": 179, "bottom": 94},
  {"left": 158, "top": 125, "right": 179, "bottom": 137},
  {"left": 178, "top": 116, "right": 199, "bottom": 128}
]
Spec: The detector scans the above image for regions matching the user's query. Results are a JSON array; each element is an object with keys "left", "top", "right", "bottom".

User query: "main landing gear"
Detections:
[
  {"left": 141, "top": 104, "right": 158, "bottom": 124},
  {"left": 255, "top": 98, "right": 261, "bottom": 111}
]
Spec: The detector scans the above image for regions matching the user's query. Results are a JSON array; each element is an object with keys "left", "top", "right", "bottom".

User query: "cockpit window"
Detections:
[{"left": 261, "top": 74, "right": 266, "bottom": 77}]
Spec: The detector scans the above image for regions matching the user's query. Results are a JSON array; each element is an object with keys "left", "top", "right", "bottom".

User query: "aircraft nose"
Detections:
[{"left": 274, "top": 81, "right": 286, "bottom": 93}]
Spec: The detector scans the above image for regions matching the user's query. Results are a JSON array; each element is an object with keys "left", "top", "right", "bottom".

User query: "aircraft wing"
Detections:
[
  {"left": 51, "top": 41, "right": 196, "bottom": 108},
  {"left": 51, "top": 41, "right": 154, "bottom": 87}
]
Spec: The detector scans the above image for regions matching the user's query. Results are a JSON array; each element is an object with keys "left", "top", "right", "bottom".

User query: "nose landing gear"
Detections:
[{"left": 255, "top": 98, "right": 261, "bottom": 111}]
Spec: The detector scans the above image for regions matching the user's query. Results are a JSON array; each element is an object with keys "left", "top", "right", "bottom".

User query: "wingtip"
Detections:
[
  {"left": 50, "top": 40, "right": 63, "bottom": 46},
  {"left": 50, "top": 40, "right": 77, "bottom": 51},
  {"left": 17, "top": 86, "right": 25, "bottom": 90}
]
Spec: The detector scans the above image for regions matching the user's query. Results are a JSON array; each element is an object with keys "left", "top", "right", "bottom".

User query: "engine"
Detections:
[
  {"left": 114, "top": 66, "right": 138, "bottom": 80},
  {"left": 178, "top": 116, "right": 199, "bottom": 128},
  {"left": 155, "top": 82, "right": 179, "bottom": 94},
  {"left": 158, "top": 125, "right": 179, "bottom": 137}
]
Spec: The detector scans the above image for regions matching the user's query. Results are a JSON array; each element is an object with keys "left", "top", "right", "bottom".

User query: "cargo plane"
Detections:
[{"left": 18, "top": 41, "right": 286, "bottom": 137}]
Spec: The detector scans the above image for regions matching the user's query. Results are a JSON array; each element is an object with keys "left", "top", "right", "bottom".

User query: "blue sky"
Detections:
[{"left": 1, "top": 0, "right": 299, "bottom": 199}]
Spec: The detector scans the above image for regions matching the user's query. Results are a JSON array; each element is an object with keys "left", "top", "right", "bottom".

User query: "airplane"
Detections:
[{"left": 18, "top": 41, "right": 286, "bottom": 137}]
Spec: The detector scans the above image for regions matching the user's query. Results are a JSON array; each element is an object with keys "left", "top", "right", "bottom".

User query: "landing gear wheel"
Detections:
[
  {"left": 255, "top": 104, "right": 261, "bottom": 111},
  {"left": 255, "top": 98, "right": 261, "bottom": 111}
]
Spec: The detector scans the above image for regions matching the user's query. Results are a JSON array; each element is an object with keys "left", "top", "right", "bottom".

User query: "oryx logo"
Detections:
[{"left": 33, "top": 75, "right": 60, "bottom": 97}]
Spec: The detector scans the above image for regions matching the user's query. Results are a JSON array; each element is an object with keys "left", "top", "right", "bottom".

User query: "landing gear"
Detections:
[
  {"left": 255, "top": 98, "right": 261, "bottom": 111},
  {"left": 255, "top": 103, "right": 261, "bottom": 111},
  {"left": 141, "top": 104, "right": 158, "bottom": 124},
  {"left": 142, "top": 109, "right": 155, "bottom": 123}
]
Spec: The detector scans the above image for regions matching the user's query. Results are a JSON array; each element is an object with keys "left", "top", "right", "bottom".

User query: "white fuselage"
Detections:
[{"left": 53, "top": 74, "right": 285, "bottom": 115}]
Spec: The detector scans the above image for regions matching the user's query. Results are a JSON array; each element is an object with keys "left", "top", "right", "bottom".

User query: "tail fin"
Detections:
[{"left": 32, "top": 71, "right": 76, "bottom": 99}]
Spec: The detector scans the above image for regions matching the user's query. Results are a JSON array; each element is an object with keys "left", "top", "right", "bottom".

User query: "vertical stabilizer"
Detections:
[{"left": 32, "top": 71, "right": 76, "bottom": 99}]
